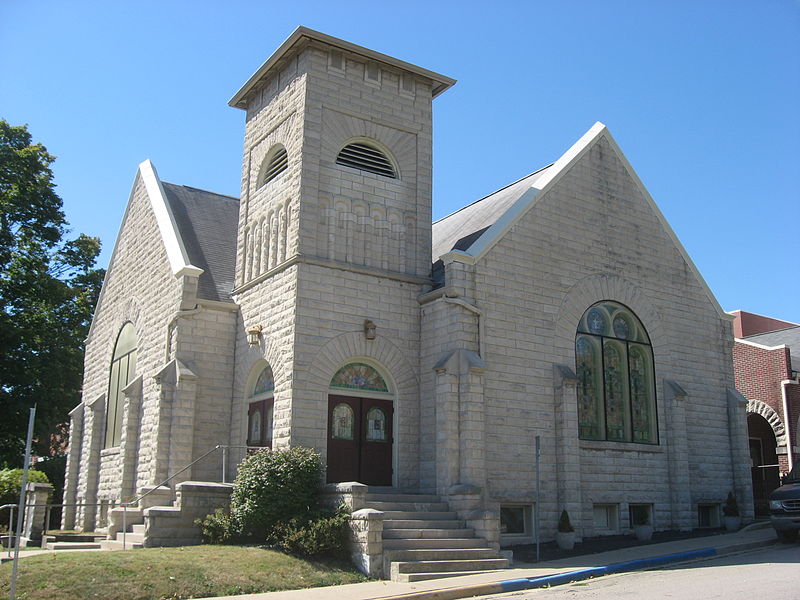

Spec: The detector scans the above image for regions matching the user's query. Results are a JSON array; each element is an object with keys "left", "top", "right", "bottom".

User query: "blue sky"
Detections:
[{"left": 2, "top": 0, "right": 798, "bottom": 323}]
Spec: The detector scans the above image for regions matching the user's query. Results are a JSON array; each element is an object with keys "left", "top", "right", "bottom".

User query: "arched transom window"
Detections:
[
  {"left": 105, "top": 322, "right": 137, "bottom": 448},
  {"left": 247, "top": 364, "right": 275, "bottom": 448},
  {"left": 575, "top": 301, "right": 657, "bottom": 444},
  {"left": 331, "top": 362, "right": 388, "bottom": 392}
]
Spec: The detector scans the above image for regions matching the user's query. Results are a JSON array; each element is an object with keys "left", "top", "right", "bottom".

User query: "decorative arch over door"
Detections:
[{"left": 326, "top": 362, "right": 394, "bottom": 485}]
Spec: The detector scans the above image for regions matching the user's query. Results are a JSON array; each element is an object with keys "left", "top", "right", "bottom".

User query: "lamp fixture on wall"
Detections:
[
  {"left": 246, "top": 324, "right": 263, "bottom": 346},
  {"left": 364, "top": 319, "right": 376, "bottom": 340}
]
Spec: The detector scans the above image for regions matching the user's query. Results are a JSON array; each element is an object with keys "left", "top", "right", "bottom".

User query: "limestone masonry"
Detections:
[{"left": 63, "top": 26, "right": 755, "bottom": 577}]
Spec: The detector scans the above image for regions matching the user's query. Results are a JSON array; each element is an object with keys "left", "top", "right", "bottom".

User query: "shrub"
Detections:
[
  {"left": 196, "top": 508, "right": 235, "bottom": 544},
  {"left": 723, "top": 491, "right": 740, "bottom": 517},
  {"left": 229, "top": 447, "right": 324, "bottom": 541},
  {"left": 557, "top": 509, "right": 574, "bottom": 533},
  {"left": 270, "top": 506, "right": 350, "bottom": 557},
  {"left": 0, "top": 468, "right": 50, "bottom": 531}
]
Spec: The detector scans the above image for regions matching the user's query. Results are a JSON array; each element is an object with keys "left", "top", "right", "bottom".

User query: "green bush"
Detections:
[
  {"left": 196, "top": 508, "right": 234, "bottom": 544},
  {"left": 229, "top": 447, "right": 324, "bottom": 541},
  {"left": 0, "top": 468, "right": 50, "bottom": 531},
  {"left": 270, "top": 506, "right": 350, "bottom": 557}
]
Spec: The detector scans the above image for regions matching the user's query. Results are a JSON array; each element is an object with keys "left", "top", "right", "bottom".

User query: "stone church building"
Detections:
[{"left": 62, "top": 27, "right": 752, "bottom": 570}]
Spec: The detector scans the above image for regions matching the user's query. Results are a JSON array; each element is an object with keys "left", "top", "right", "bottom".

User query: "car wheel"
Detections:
[{"left": 776, "top": 529, "right": 798, "bottom": 543}]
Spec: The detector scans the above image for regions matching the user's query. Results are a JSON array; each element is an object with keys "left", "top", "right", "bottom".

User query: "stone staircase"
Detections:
[
  {"left": 100, "top": 523, "right": 146, "bottom": 550},
  {"left": 365, "top": 488, "right": 508, "bottom": 582}
]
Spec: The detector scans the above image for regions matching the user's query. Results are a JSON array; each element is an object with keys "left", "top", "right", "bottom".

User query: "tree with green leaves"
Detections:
[{"left": 0, "top": 120, "right": 105, "bottom": 467}]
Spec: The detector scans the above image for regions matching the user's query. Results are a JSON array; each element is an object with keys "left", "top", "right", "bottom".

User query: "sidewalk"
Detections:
[{"left": 212, "top": 525, "right": 777, "bottom": 600}]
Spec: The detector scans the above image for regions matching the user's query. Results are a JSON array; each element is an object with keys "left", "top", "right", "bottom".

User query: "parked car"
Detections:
[{"left": 769, "top": 463, "right": 800, "bottom": 542}]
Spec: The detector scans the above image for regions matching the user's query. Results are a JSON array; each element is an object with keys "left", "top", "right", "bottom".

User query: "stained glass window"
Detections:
[
  {"left": 253, "top": 365, "right": 274, "bottom": 396},
  {"left": 249, "top": 409, "right": 262, "bottom": 443},
  {"left": 330, "top": 363, "right": 388, "bottom": 392},
  {"left": 575, "top": 302, "right": 657, "bottom": 444},
  {"left": 576, "top": 336, "right": 602, "bottom": 439},
  {"left": 332, "top": 403, "right": 355, "bottom": 439},
  {"left": 365, "top": 407, "right": 388, "bottom": 442},
  {"left": 105, "top": 322, "right": 137, "bottom": 448}
]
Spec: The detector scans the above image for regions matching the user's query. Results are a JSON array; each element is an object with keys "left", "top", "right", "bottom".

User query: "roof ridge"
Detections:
[{"left": 433, "top": 164, "right": 552, "bottom": 225}]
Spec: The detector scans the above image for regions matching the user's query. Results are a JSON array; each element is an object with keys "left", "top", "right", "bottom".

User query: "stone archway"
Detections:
[{"left": 746, "top": 400, "right": 785, "bottom": 514}]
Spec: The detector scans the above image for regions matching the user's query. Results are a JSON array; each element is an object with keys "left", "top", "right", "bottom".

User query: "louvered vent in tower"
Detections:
[
  {"left": 336, "top": 142, "right": 396, "bottom": 178},
  {"left": 259, "top": 146, "right": 288, "bottom": 186}
]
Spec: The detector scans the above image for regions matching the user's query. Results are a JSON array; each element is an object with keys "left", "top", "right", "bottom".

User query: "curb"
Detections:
[{"left": 373, "top": 539, "right": 774, "bottom": 600}]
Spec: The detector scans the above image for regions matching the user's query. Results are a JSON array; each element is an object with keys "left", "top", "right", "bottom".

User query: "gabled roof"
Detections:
[
  {"left": 432, "top": 166, "right": 552, "bottom": 260},
  {"left": 161, "top": 183, "right": 239, "bottom": 302},
  {"left": 432, "top": 121, "right": 728, "bottom": 318},
  {"left": 89, "top": 161, "right": 239, "bottom": 340},
  {"left": 229, "top": 26, "right": 456, "bottom": 109}
]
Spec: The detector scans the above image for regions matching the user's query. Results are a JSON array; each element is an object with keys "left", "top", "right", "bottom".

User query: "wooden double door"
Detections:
[{"left": 326, "top": 395, "right": 393, "bottom": 486}]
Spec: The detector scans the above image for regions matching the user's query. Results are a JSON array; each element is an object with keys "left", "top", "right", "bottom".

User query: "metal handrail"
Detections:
[
  {"left": 1, "top": 503, "right": 17, "bottom": 559},
  {"left": 16, "top": 444, "right": 267, "bottom": 551}
]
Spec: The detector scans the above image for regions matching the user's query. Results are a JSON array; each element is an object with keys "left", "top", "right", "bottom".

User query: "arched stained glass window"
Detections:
[
  {"left": 248, "top": 363, "right": 275, "bottom": 448},
  {"left": 331, "top": 403, "right": 355, "bottom": 440},
  {"left": 365, "top": 407, "right": 388, "bottom": 442},
  {"left": 575, "top": 301, "right": 657, "bottom": 444},
  {"left": 105, "top": 322, "right": 137, "bottom": 448},
  {"left": 330, "top": 363, "right": 388, "bottom": 392},
  {"left": 253, "top": 365, "right": 274, "bottom": 395}
]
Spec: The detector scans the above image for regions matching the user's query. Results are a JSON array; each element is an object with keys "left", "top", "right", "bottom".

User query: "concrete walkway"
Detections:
[{"left": 212, "top": 526, "right": 778, "bottom": 600}]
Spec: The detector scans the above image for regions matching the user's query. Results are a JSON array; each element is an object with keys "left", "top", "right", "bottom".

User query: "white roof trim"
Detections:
[
  {"left": 735, "top": 337, "right": 788, "bottom": 351},
  {"left": 138, "top": 160, "right": 203, "bottom": 278},
  {"left": 456, "top": 121, "right": 727, "bottom": 318},
  {"left": 86, "top": 161, "right": 203, "bottom": 340}
]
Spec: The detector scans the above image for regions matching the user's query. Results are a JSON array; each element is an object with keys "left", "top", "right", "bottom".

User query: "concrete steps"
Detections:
[
  {"left": 45, "top": 541, "right": 103, "bottom": 551},
  {"left": 365, "top": 488, "right": 508, "bottom": 582},
  {"left": 101, "top": 522, "right": 146, "bottom": 550}
]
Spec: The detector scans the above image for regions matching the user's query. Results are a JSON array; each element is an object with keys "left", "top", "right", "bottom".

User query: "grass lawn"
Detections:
[{"left": 0, "top": 545, "right": 369, "bottom": 600}]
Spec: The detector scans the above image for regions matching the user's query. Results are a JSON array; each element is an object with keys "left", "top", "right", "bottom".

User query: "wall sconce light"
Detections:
[
  {"left": 246, "top": 324, "right": 263, "bottom": 346},
  {"left": 364, "top": 320, "right": 376, "bottom": 340}
]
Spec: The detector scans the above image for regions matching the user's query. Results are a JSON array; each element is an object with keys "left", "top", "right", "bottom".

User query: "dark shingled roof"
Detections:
[
  {"left": 161, "top": 183, "right": 239, "bottom": 302},
  {"left": 743, "top": 326, "right": 800, "bottom": 371},
  {"left": 431, "top": 165, "right": 552, "bottom": 260}
]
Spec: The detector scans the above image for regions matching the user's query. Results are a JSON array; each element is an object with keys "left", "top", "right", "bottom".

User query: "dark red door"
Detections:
[{"left": 327, "top": 395, "right": 393, "bottom": 485}]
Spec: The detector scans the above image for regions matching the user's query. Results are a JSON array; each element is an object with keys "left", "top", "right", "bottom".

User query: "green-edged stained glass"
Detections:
[
  {"left": 331, "top": 363, "right": 388, "bottom": 392},
  {"left": 253, "top": 365, "right": 274, "bottom": 396},
  {"left": 603, "top": 342, "right": 627, "bottom": 442},
  {"left": 629, "top": 344, "right": 655, "bottom": 443},
  {"left": 575, "top": 301, "right": 657, "bottom": 445},
  {"left": 576, "top": 335, "right": 602, "bottom": 440},
  {"left": 332, "top": 403, "right": 354, "bottom": 440},
  {"left": 365, "top": 407, "right": 388, "bottom": 442}
]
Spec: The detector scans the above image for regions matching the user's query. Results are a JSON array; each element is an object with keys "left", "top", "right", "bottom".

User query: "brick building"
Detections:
[
  {"left": 731, "top": 310, "right": 800, "bottom": 513},
  {"left": 62, "top": 27, "right": 753, "bottom": 576}
]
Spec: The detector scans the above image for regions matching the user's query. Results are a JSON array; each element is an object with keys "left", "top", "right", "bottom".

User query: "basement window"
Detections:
[
  {"left": 500, "top": 504, "right": 533, "bottom": 545},
  {"left": 336, "top": 142, "right": 396, "bottom": 178}
]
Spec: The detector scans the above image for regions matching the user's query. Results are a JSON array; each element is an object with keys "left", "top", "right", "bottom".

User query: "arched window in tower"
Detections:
[
  {"left": 257, "top": 144, "right": 288, "bottom": 187},
  {"left": 575, "top": 301, "right": 657, "bottom": 444},
  {"left": 105, "top": 322, "right": 137, "bottom": 448},
  {"left": 336, "top": 141, "right": 397, "bottom": 178},
  {"left": 247, "top": 364, "right": 275, "bottom": 448}
]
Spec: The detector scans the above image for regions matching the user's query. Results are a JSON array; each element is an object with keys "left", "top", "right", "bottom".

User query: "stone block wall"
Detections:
[{"left": 70, "top": 173, "right": 186, "bottom": 530}]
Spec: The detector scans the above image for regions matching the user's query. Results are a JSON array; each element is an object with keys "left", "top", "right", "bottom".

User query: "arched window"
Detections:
[
  {"left": 575, "top": 301, "right": 657, "bottom": 444},
  {"left": 105, "top": 322, "right": 137, "bottom": 448},
  {"left": 247, "top": 364, "right": 275, "bottom": 448},
  {"left": 336, "top": 141, "right": 397, "bottom": 178},
  {"left": 331, "top": 362, "right": 388, "bottom": 392},
  {"left": 257, "top": 144, "right": 288, "bottom": 187}
]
